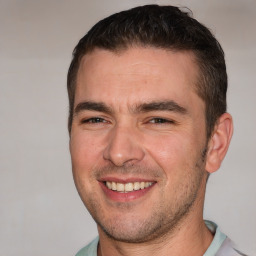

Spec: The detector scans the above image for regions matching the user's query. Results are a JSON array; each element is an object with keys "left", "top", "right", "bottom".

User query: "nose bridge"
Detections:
[{"left": 103, "top": 123, "right": 145, "bottom": 166}]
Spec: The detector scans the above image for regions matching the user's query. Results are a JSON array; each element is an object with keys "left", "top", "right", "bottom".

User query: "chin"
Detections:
[{"left": 96, "top": 210, "right": 178, "bottom": 244}]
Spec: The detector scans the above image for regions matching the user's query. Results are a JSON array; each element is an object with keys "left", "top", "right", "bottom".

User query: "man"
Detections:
[{"left": 67, "top": 5, "right": 244, "bottom": 256}]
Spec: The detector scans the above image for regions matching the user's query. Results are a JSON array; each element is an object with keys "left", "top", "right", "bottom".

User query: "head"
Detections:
[
  {"left": 67, "top": 4, "right": 227, "bottom": 139},
  {"left": 68, "top": 5, "right": 233, "bottom": 244}
]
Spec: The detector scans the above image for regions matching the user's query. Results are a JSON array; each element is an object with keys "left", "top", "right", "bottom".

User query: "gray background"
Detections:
[{"left": 0, "top": 0, "right": 255, "bottom": 255}]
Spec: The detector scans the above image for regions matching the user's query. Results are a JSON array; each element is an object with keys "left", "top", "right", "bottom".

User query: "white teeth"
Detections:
[
  {"left": 106, "top": 181, "right": 112, "bottom": 189},
  {"left": 125, "top": 183, "right": 133, "bottom": 192},
  {"left": 133, "top": 182, "right": 140, "bottom": 191},
  {"left": 116, "top": 183, "right": 125, "bottom": 192},
  {"left": 105, "top": 181, "right": 154, "bottom": 192},
  {"left": 145, "top": 182, "right": 153, "bottom": 188},
  {"left": 111, "top": 182, "right": 117, "bottom": 191}
]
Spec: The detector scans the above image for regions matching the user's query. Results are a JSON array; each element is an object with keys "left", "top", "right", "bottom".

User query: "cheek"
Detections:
[
  {"left": 144, "top": 133, "right": 198, "bottom": 178},
  {"left": 146, "top": 133, "right": 189, "bottom": 162},
  {"left": 70, "top": 133, "right": 102, "bottom": 200},
  {"left": 70, "top": 132, "right": 102, "bottom": 172}
]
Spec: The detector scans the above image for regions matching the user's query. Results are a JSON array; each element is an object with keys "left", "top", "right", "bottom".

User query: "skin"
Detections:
[{"left": 70, "top": 47, "right": 233, "bottom": 256}]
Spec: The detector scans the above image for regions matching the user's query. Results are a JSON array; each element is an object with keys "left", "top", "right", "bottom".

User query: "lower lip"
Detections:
[{"left": 99, "top": 182, "right": 155, "bottom": 202}]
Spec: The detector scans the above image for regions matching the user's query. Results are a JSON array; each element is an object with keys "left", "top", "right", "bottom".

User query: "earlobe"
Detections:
[{"left": 205, "top": 113, "right": 233, "bottom": 173}]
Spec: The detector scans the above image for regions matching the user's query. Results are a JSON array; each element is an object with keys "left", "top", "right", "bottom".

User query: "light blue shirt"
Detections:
[{"left": 75, "top": 221, "right": 245, "bottom": 256}]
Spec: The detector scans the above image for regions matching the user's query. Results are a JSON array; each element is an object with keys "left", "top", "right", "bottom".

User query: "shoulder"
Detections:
[
  {"left": 216, "top": 237, "right": 248, "bottom": 256},
  {"left": 75, "top": 237, "right": 99, "bottom": 256},
  {"left": 204, "top": 220, "right": 248, "bottom": 256}
]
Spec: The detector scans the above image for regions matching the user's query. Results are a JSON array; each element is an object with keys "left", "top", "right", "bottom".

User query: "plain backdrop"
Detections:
[{"left": 0, "top": 0, "right": 255, "bottom": 255}]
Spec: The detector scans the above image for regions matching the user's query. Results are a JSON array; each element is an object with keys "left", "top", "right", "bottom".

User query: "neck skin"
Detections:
[{"left": 96, "top": 179, "right": 213, "bottom": 256}]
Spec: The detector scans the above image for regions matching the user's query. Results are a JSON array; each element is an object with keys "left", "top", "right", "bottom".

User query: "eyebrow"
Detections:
[
  {"left": 135, "top": 100, "right": 187, "bottom": 114},
  {"left": 74, "top": 101, "right": 113, "bottom": 115},
  {"left": 74, "top": 100, "right": 187, "bottom": 116}
]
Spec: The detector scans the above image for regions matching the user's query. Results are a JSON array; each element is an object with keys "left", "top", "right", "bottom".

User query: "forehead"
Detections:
[{"left": 75, "top": 47, "right": 202, "bottom": 109}]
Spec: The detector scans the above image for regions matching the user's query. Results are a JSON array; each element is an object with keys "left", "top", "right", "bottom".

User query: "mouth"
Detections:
[
  {"left": 100, "top": 179, "right": 156, "bottom": 202},
  {"left": 104, "top": 181, "right": 154, "bottom": 193}
]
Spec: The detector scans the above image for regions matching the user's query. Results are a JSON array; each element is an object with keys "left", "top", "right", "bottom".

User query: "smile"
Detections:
[{"left": 104, "top": 181, "right": 154, "bottom": 193}]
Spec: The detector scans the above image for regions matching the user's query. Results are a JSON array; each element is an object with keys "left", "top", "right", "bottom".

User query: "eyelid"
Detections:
[
  {"left": 147, "top": 117, "right": 175, "bottom": 124},
  {"left": 80, "top": 116, "right": 109, "bottom": 124}
]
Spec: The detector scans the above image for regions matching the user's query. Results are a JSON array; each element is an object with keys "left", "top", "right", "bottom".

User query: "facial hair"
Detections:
[{"left": 76, "top": 148, "right": 207, "bottom": 244}]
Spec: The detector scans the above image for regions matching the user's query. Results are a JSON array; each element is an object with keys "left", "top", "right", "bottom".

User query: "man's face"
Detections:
[{"left": 70, "top": 47, "right": 209, "bottom": 242}]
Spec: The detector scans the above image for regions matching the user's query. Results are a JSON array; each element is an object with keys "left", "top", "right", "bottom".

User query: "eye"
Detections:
[
  {"left": 148, "top": 118, "right": 174, "bottom": 124},
  {"left": 81, "top": 117, "right": 107, "bottom": 124}
]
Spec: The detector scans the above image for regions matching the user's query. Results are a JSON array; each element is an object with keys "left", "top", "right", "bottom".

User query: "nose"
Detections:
[{"left": 103, "top": 125, "right": 145, "bottom": 167}]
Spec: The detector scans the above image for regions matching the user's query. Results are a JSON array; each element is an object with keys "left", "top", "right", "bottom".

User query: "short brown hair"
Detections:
[{"left": 67, "top": 5, "right": 227, "bottom": 139}]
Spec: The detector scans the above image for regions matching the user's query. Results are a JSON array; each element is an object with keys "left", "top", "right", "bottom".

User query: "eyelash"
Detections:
[
  {"left": 80, "top": 117, "right": 174, "bottom": 126},
  {"left": 81, "top": 117, "right": 107, "bottom": 124},
  {"left": 148, "top": 118, "right": 174, "bottom": 124}
]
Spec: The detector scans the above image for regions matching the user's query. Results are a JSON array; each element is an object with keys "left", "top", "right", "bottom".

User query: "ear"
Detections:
[{"left": 205, "top": 113, "right": 233, "bottom": 174}]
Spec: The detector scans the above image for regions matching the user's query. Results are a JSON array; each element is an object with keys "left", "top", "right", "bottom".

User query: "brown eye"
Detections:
[
  {"left": 82, "top": 117, "right": 107, "bottom": 124},
  {"left": 149, "top": 118, "right": 173, "bottom": 124}
]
